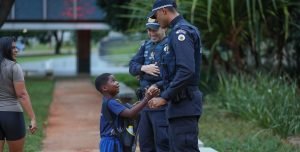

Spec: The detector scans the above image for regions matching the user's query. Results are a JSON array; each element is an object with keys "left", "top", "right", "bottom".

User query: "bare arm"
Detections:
[
  {"left": 14, "top": 81, "right": 37, "bottom": 134},
  {"left": 120, "top": 87, "right": 159, "bottom": 118},
  {"left": 119, "top": 97, "right": 149, "bottom": 118}
]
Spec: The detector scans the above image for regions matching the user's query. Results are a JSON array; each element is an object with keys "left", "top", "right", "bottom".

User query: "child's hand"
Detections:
[{"left": 145, "top": 86, "right": 160, "bottom": 99}]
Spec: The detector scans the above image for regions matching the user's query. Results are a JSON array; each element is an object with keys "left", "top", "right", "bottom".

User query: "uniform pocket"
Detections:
[
  {"left": 173, "top": 126, "right": 198, "bottom": 147},
  {"left": 155, "top": 122, "right": 169, "bottom": 150}
]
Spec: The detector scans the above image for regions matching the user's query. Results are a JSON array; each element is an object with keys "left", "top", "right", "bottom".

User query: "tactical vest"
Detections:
[
  {"left": 140, "top": 37, "right": 168, "bottom": 88},
  {"left": 143, "top": 37, "right": 168, "bottom": 65}
]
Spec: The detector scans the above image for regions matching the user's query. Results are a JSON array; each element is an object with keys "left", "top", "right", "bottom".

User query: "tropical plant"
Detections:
[
  {"left": 96, "top": 0, "right": 132, "bottom": 31},
  {"left": 120, "top": 0, "right": 300, "bottom": 79},
  {"left": 215, "top": 73, "right": 300, "bottom": 138}
]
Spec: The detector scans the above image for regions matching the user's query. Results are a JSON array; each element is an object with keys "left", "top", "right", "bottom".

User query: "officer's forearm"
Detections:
[
  {"left": 154, "top": 81, "right": 164, "bottom": 90},
  {"left": 162, "top": 69, "right": 194, "bottom": 101},
  {"left": 129, "top": 62, "right": 143, "bottom": 75}
]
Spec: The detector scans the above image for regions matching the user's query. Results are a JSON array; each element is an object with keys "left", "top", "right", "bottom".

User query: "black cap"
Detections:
[
  {"left": 148, "top": 0, "right": 175, "bottom": 19},
  {"left": 146, "top": 18, "right": 160, "bottom": 30}
]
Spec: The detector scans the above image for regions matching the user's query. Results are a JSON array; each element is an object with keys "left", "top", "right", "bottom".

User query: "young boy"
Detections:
[{"left": 95, "top": 73, "right": 159, "bottom": 152}]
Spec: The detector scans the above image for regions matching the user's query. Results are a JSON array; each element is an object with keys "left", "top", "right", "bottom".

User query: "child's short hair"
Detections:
[{"left": 95, "top": 73, "right": 112, "bottom": 93}]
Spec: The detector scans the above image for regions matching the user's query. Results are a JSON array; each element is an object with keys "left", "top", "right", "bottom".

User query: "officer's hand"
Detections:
[
  {"left": 148, "top": 97, "right": 167, "bottom": 109},
  {"left": 148, "top": 84, "right": 159, "bottom": 93},
  {"left": 145, "top": 87, "right": 160, "bottom": 99},
  {"left": 141, "top": 64, "right": 160, "bottom": 76}
]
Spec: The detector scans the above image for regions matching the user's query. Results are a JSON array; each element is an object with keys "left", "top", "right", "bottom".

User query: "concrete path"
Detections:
[{"left": 42, "top": 78, "right": 101, "bottom": 152}]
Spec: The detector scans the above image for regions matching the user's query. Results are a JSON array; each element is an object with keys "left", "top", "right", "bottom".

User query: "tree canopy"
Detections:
[
  {"left": 96, "top": 0, "right": 131, "bottom": 31},
  {"left": 119, "top": 0, "right": 300, "bottom": 80},
  {"left": 0, "top": 0, "right": 15, "bottom": 29}
]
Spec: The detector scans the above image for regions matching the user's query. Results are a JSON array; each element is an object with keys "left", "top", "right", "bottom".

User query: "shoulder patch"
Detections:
[
  {"left": 176, "top": 29, "right": 187, "bottom": 35},
  {"left": 178, "top": 34, "right": 185, "bottom": 41},
  {"left": 164, "top": 45, "right": 169, "bottom": 52}
]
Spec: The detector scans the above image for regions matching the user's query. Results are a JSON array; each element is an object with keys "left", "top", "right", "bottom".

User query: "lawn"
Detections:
[
  {"left": 200, "top": 102, "right": 299, "bottom": 152},
  {"left": 23, "top": 78, "right": 54, "bottom": 151},
  {"left": 101, "top": 40, "right": 141, "bottom": 66},
  {"left": 17, "top": 54, "right": 73, "bottom": 63},
  {"left": 106, "top": 40, "right": 141, "bottom": 55}
]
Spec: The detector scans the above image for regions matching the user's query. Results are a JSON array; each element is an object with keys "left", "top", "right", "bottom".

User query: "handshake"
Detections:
[{"left": 143, "top": 85, "right": 167, "bottom": 109}]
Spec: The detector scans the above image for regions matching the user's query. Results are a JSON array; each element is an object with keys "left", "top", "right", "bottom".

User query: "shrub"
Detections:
[{"left": 215, "top": 73, "right": 300, "bottom": 138}]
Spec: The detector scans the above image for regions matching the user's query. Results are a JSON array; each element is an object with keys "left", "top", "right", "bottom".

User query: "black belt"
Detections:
[{"left": 173, "top": 86, "right": 199, "bottom": 103}]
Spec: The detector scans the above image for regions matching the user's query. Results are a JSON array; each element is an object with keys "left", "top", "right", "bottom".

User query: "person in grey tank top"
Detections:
[{"left": 0, "top": 37, "right": 37, "bottom": 152}]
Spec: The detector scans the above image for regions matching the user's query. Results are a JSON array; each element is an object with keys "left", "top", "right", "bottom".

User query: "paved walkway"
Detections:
[
  {"left": 41, "top": 77, "right": 218, "bottom": 152},
  {"left": 42, "top": 78, "right": 101, "bottom": 152}
]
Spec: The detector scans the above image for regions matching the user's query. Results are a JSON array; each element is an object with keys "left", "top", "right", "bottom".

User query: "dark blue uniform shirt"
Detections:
[
  {"left": 159, "top": 15, "right": 203, "bottom": 118},
  {"left": 129, "top": 37, "right": 168, "bottom": 110},
  {"left": 129, "top": 37, "right": 168, "bottom": 88}
]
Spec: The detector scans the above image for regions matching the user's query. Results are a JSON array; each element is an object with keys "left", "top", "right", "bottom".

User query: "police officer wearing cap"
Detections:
[
  {"left": 129, "top": 19, "right": 169, "bottom": 152},
  {"left": 147, "top": 0, "right": 203, "bottom": 151}
]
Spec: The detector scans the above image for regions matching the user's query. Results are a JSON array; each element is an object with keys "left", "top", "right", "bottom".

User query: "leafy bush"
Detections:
[
  {"left": 214, "top": 73, "right": 300, "bottom": 138},
  {"left": 115, "top": 73, "right": 139, "bottom": 89}
]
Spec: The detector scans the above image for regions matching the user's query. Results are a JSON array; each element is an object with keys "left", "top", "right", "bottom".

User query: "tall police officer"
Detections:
[
  {"left": 147, "top": 0, "right": 203, "bottom": 151},
  {"left": 129, "top": 18, "right": 169, "bottom": 152}
]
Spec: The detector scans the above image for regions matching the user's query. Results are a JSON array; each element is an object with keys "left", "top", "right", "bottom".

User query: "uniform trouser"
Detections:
[
  {"left": 168, "top": 116, "right": 200, "bottom": 152},
  {"left": 138, "top": 110, "right": 169, "bottom": 152}
]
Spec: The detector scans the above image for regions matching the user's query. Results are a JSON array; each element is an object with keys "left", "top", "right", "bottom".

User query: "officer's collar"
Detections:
[{"left": 169, "top": 15, "right": 184, "bottom": 29}]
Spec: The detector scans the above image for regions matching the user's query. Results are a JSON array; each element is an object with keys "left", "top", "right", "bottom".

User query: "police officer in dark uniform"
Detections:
[
  {"left": 129, "top": 18, "right": 169, "bottom": 152},
  {"left": 147, "top": 0, "right": 203, "bottom": 152}
]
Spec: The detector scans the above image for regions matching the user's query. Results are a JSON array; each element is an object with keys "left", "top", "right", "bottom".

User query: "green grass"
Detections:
[
  {"left": 92, "top": 73, "right": 139, "bottom": 90},
  {"left": 102, "top": 40, "right": 141, "bottom": 66},
  {"left": 214, "top": 74, "right": 300, "bottom": 138},
  {"left": 200, "top": 101, "right": 299, "bottom": 152},
  {"left": 106, "top": 41, "right": 141, "bottom": 55},
  {"left": 25, "top": 43, "right": 74, "bottom": 52},
  {"left": 17, "top": 54, "right": 73, "bottom": 63},
  {"left": 24, "top": 78, "right": 54, "bottom": 151},
  {"left": 114, "top": 73, "right": 139, "bottom": 89},
  {"left": 2, "top": 78, "right": 54, "bottom": 152}
]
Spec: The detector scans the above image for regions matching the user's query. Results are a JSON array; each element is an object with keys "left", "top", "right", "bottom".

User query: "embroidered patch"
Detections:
[
  {"left": 150, "top": 52, "right": 155, "bottom": 59},
  {"left": 164, "top": 45, "right": 169, "bottom": 52},
  {"left": 148, "top": 18, "right": 156, "bottom": 23},
  {"left": 176, "top": 29, "right": 187, "bottom": 34},
  {"left": 178, "top": 34, "right": 185, "bottom": 41}
]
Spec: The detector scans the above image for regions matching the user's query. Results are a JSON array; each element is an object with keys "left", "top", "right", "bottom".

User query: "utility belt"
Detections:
[
  {"left": 173, "top": 86, "right": 198, "bottom": 103},
  {"left": 142, "top": 74, "right": 161, "bottom": 82}
]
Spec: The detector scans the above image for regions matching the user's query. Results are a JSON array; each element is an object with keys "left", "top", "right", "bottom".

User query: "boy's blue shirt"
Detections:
[{"left": 100, "top": 97, "right": 127, "bottom": 138}]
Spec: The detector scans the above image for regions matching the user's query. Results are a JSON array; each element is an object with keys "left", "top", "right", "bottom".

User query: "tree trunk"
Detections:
[
  {"left": 53, "top": 31, "right": 64, "bottom": 54},
  {"left": 226, "top": 25, "right": 244, "bottom": 72},
  {"left": 0, "top": 0, "right": 15, "bottom": 28},
  {"left": 275, "top": 36, "right": 285, "bottom": 74},
  {"left": 250, "top": 37, "right": 260, "bottom": 68}
]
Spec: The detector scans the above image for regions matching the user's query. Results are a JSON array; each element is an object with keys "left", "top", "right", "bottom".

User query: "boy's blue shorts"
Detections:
[{"left": 100, "top": 136, "right": 122, "bottom": 152}]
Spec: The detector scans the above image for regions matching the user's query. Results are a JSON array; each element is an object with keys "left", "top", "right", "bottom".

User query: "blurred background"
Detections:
[{"left": 0, "top": 0, "right": 300, "bottom": 151}]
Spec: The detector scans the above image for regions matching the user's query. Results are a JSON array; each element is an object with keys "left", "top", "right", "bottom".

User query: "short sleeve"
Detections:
[
  {"left": 108, "top": 99, "right": 127, "bottom": 116},
  {"left": 12, "top": 63, "right": 24, "bottom": 82}
]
